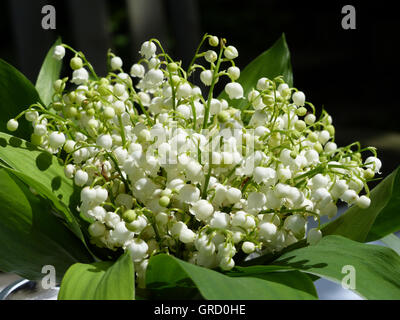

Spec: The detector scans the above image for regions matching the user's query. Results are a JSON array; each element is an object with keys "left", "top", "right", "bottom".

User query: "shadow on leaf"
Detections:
[
  {"left": 36, "top": 152, "right": 52, "bottom": 171},
  {"left": 273, "top": 256, "right": 327, "bottom": 270},
  {"left": 9, "top": 136, "right": 22, "bottom": 148},
  {"left": 51, "top": 176, "right": 62, "bottom": 192}
]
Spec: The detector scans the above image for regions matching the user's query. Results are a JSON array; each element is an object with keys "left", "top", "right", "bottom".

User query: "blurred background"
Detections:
[
  {"left": 0, "top": 0, "right": 399, "bottom": 300},
  {"left": 0, "top": 0, "right": 399, "bottom": 180}
]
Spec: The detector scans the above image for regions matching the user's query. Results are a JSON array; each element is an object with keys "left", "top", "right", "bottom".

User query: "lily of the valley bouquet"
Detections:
[{"left": 0, "top": 33, "right": 399, "bottom": 300}]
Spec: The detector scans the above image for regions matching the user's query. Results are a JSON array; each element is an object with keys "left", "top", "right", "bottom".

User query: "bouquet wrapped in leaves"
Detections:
[{"left": 0, "top": 33, "right": 399, "bottom": 300}]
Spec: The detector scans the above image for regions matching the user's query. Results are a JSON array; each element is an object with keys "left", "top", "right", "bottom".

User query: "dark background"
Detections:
[{"left": 0, "top": 0, "right": 399, "bottom": 179}]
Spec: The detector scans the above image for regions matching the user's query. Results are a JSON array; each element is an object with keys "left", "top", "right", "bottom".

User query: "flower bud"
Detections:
[
  {"left": 208, "top": 36, "right": 219, "bottom": 47},
  {"left": 179, "top": 228, "right": 196, "bottom": 244},
  {"left": 224, "top": 46, "right": 238, "bottom": 60},
  {"left": 122, "top": 209, "right": 137, "bottom": 223},
  {"left": 357, "top": 195, "right": 371, "bottom": 209},
  {"left": 70, "top": 57, "right": 83, "bottom": 70},
  {"left": 217, "top": 110, "right": 229, "bottom": 123},
  {"left": 259, "top": 222, "right": 277, "bottom": 241},
  {"left": 74, "top": 170, "right": 88, "bottom": 186},
  {"left": 242, "top": 241, "right": 255, "bottom": 254},
  {"left": 64, "top": 164, "right": 75, "bottom": 179},
  {"left": 71, "top": 68, "right": 89, "bottom": 85},
  {"left": 200, "top": 70, "right": 213, "bottom": 86},
  {"left": 205, "top": 50, "right": 217, "bottom": 63},
  {"left": 307, "top": 228, "right": 322, "bottom": 245},
  {"left": 296, "top": 106, "right": 307, "bottom": 116},
  {"left": 225, "top": 82, "right": 243, "bottom": 99},
  {"left": 111, "top": 56, "right": 123, "bottom": 70},
  {"left": 305, "top": 114, "right": 316, "bottom": 125},
  {"left": 364, "top": 156, "right": 382, "bottom": 173},
  {"left": 140, "top": 41, "right": 156, "bottom": 59},
  {"left": 158, "top": 196, "right": 170, "bottom": 207},
  {"left": 53, "top": 45, "right": 65, "bottom": 60},
  {"left": 292, "top": 91, "right": 305, "bottom": 106},
  {"left": 227, "top": 66, "right": 240, "bottom": 80},
  {"left": 88, "top": 222, "right": 106, "bottom": 237},
  {"left": 7, "top": 119, "right": 18, "bottom": 132},
  {"left": 130, "top": 64, "right": 145, "bottom": 78},
  {"left": 96, "top": 134, "right": 113, "bottom": 150},
  {"left": 127, "top": 239, "right": 149, "bottom": 262},
  {"left": 49, "top": 132, "right": 66, "bottom": 149},
  {"left": 63, "top": 140, "right": 76, "bottom": 153},
  {"left": 256, "top": 77, "right": 269, "bottom": 91}
]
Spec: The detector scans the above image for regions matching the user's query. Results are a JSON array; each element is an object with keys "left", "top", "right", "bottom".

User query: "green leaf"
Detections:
[
  {"left": 0, "top": 168, "right": 93, "bottom": 281},
  {"left": 272, "top": 235, "right": 400, "bottom": 300},
  {"left": 36, "top": 38, "right": 62, "bottom": 107},
  {"left": 146, "top": 254, "right": 316, "bottom": 300},
  {"left": 322, "top": 166, "right": 400, "bottom": 242},
  {"left": 58, "top": 252, "right": 135, "bottom": 300},
  {"left": 0, "top": 132, "right": 83, "bottom": 240},
  {"left": 380, "top": 234, "right": 400, "bottom": 255},
  {"left": 0, "top": 59, "right": 41, "bottom": 140},
  {"left": 225, "top": 266, "right": 318, "bottom": 298},
  {"left": 218, "top": 33, "right": 293, "bottom": 109}
]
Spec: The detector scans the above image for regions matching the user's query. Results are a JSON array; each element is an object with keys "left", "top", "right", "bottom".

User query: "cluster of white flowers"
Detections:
[{"left": 8, "top": 35, "right": 381, "bottom": 286}]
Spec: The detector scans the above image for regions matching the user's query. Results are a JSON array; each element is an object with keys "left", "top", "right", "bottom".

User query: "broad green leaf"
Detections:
[
  {"left": 146, "top": 254, "right": 316, "bottom": 300},
  {"left": 380, "top": 234, "right": 400, "bottom": 255},
  {"left": 0, "top": 169, "right": 93, "bottom": 281},
  {"left": 272, "top": 235, "right": 400, "bottom": 300},
  {"left": 218, "top": 33, "right": 293, "bottom": 109},
  {"left": 58, "top": 252, "right": 134, "bottom": 300},
  {"left": 36, "top": 38, "right": 62, "bottom": 107},
  {"left": 0, "top": 132, "right": 83, "bottom": 240},
  {"left": 322, "top": 167, "right": 400, "bottom": 242},
  {"left": 225, "top": 266, "right": 318, "bottom": 298},
  {"left": 0, "top": 59, "right": 41, "bottom": 140}
]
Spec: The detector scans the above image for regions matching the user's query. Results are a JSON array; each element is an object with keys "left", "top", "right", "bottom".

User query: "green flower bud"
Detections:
[
  {"left": 308, "top": 132, "right": 318, "bottom": 143},
  {"left": 296, "top": 106, "right": 307, "bottom": 116},
  {"left": 171, "top": 75, "right": 181, "bottom": 86},
  {"left": 53, "top": 79, "right": 65, "bottom": 92},
  {"left": 168, "top": 62, "right": 178, "bottom": 72},
  {"left": 269, "top": 132, "right": 281, "bottom": 147},
  {"left": 281, "top": 87, "right": 291, "bottom": 97},
  {"left": 208, "top": 36, "right": 219, "bottom": 47},
  {"left": 294, "top": 120, "right": 306, "bottom": 132},
  {"left": 87, "top": 108, "right": 95, "bottom": 116},
  {"left": 262, "top": 94, "right": 275, "bottom": 106},
  {"left": 31, "top": 133, "right": 43, "bottom": 146},
  {"left": 52, "top": 102, "right": 63, "bottom": 111},
  {"left": 159, "top": 196, "right": 170, "bottom": 208},
  {"left": 70, "top": 57, "right": 83, "bottom": 70},
  {"left": 314, "top": 142, "right": 323, "bottom": 153},
  {"left": 326, "top": 125, "right": 335, "bottom": 136},
  {"left": 68, "top": 91, "right": 76, "bottom": 103},
  {"left": 217, "top": 110, "right": 229, "bottom": 123},
  {"left": 104, "top": 107, "right": 115, "bottom": 119},
  {"left": 122, "top": 209, "right": 137, "bottom": 223},
  {"left": 364, "top": 168, "right": 375, "bottom": 179},
  {"left": 66, "top": 106, "right": 77, "bottom": 118}
]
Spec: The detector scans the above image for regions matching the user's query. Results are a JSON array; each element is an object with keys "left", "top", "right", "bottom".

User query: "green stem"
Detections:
[{"left": 202, "top": 41, "right": 224, "bottom": 129}]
